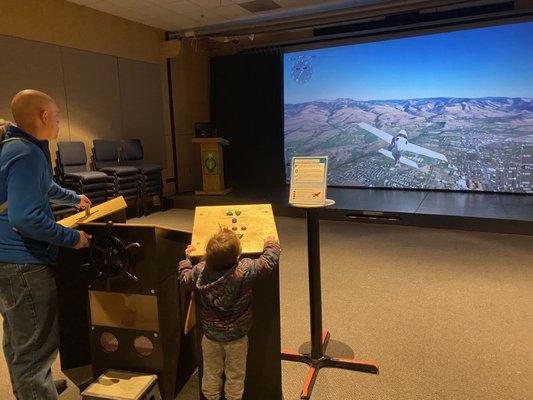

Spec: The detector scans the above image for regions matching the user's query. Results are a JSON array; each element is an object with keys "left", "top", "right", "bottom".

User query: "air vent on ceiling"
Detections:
[{"left": 239, "top": 0, "right": 281, "bottom": 14}]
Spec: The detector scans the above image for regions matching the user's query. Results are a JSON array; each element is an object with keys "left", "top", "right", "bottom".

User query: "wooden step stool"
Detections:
[{"left": 81, "top": 370, "right": 161, "bottom": 400}]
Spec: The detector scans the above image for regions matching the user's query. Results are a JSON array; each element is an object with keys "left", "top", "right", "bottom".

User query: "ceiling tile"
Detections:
[
  {"left": 189, "top": 0, "right": 233, "bottom": 6},
  {"left": 139, "top": 5, "right": 184, "bottom": 20},
  {"left": 67, "top": 0, "right": 385, "bottom": 31},
  {"left": 190, "top": 8, "right": 227, "bottom": 24},
  {"left": 89, "top": 1, "right": 131, "bottom": 16},
  {"left": 213, "top": 3, "right": 253, "bottom": 18},
  {"left": 84, "top": 3, "right": 171, "bottom": 29},
  {"left": 165, "top": 1, "right": 227, "bottom": 24},
  {"left": 163, "top": 0, "right": 205, "bottom": 14}
]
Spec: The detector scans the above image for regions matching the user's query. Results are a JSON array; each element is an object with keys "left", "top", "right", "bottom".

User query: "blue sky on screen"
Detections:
[{"left": 284, "top": 22, "right": 533, "bottom": 104}]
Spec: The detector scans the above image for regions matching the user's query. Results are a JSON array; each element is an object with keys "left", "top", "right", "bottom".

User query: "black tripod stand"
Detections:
[{"left": 281, "top": 201, "right": 379, "bottom": 399}]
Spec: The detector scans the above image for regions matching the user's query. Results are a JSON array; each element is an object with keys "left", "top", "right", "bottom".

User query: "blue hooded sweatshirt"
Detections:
[{"left": 0, "top": 126, "right": 80, "bottom": 265}]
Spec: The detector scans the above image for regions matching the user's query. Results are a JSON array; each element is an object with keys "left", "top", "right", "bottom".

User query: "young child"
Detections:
[{"left": 178, "top": 229, "right": 281, "bottom": 400}]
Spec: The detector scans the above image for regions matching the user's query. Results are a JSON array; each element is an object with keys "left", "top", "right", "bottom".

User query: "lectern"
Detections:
[{"left": 192, "top": 137, "right": 232, "bottom": 195}]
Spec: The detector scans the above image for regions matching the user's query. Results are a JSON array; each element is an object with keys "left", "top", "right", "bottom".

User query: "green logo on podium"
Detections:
[{"left": 203, "top": 152, "right": 217, "bottom": 174}]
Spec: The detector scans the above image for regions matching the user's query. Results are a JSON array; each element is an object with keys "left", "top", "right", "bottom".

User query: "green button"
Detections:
[
  {"left": 226, "top": 211, "right": 233, "bottom": 216},
  {"left": 235, "top": 210, "right": 242, "bottom": 216},
  {"left": 237, "top": 233, "right": 244, "bottom": 239}
]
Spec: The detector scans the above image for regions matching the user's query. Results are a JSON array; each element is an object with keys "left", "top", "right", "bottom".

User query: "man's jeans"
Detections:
[{"left": 0, "top": 263, "right": 59, "bottom": 400}]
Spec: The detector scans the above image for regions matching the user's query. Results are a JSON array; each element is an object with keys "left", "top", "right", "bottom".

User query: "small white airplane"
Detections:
[{"left": 358, "top": 122, "right": 447, "bottom": 169}]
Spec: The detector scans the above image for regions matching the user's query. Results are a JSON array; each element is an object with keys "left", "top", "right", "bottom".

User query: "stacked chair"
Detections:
[
  {"left": 120, "top": 139, "right": 163, "bottom": 215},
  {"left": 42, "top": 144, "right": 77, "bottom": 220},
  {"left": 50, "top": 202, "right": 77, "bottom": 220},
  {"left": 91, "top": 139, "right": 140, "bottom": 215},
  {"left": 55, "top": 142, "right": 115, "bottom": 205}
]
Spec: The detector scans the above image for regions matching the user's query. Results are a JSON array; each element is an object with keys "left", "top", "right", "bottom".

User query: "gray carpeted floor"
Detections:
[{"left": 1, "top": 209, "right": 532, "bottom": 399}]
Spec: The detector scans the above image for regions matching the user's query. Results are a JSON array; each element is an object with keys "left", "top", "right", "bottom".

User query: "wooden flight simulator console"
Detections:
[
  {"left": 188, "top": 204, "right": 282, "bottom": 400},
  {"left": 55, "top": 197, "right": 196, "bottom": 400}
]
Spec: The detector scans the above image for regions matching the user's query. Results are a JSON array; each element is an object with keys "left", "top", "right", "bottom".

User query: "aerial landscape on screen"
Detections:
[{"left": 284, "top": 22, "right": 533, "bottom": 193}]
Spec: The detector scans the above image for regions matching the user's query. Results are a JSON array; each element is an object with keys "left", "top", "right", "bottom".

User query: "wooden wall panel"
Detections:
[
  {"left": 117, "top": 58, "right": 165, "bottom": 166},
  {"left": 61, "top": 47, "right": 123, "bottom": 163},
  {"left": 171, "top": 40, "right": 210, "bottom": 192},
  {"left": 0, "top": 31, "right": 204, "bottom": 198},
  {"left": 0, "top": 34, "right": 70, "bottom": 158}
]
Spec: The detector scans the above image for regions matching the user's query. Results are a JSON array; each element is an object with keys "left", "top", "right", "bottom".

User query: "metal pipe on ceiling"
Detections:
[{"left": 168, "top": 0, "right": 508, "bottom": 39}]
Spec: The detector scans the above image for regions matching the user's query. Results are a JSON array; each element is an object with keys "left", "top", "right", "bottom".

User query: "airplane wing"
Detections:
[
  {"left": 398, "top": 156, "right": 420, "bottom": 169},
  {"left": 378, "top": 149, "right": 419, "bottom": 169},
  {"left": 404, "top": 142, "right": 447, "bottom": 161},
  {"left": 358, "top": 122, "right": 393, "bottom": 143}
]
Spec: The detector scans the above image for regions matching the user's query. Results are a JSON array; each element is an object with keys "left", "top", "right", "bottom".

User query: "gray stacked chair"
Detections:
[
  {"left": 43, "top": 145, "right": 77, "bottom": 220},
  {"left": 92, "top": 139, "right": 140, "bottom": 215},
  {"left": 56, "top": 141, "right": 115, "bottom": 205},
  {"left": 50, "top": 202, "right": 77, "bottom": 220},
  {"left": 120, "top": 139, "right": 163, "bottom": 215}
]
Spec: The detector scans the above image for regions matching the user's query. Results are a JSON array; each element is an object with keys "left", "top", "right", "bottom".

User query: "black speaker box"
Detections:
[{"left": 194, "top": 122, "right": 222, "bottom": 138}]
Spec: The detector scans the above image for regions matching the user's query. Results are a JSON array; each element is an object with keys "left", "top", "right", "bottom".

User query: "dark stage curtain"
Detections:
[{"left": 211, "top": 50, "right": 285, "bottom": 185}]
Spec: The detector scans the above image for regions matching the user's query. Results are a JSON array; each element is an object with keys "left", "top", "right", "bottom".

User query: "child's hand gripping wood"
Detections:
[{"left": 181, "top": 244, "right": 197, "bottom": 335}]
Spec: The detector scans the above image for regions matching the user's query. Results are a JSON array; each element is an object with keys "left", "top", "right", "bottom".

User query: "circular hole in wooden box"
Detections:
[
  {"left": 134, "top": 336, "right": 154, "bottom": 357},
  {"left": 100, "top": 332, "right": 119, "bottom": 353}
]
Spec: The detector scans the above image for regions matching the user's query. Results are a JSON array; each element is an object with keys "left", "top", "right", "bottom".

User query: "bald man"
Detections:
[{"left": 0, "top": 89, "right": 92, "bottom": 399}]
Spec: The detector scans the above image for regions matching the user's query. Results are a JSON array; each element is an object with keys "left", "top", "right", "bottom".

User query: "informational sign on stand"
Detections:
[{"left": 289, "top": 156, "right": 328, "bottom": 206}]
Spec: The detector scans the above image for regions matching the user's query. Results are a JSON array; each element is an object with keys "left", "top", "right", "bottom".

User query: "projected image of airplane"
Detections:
[{"left": 358, "top": 122, "right": 448, "bottom": 169}]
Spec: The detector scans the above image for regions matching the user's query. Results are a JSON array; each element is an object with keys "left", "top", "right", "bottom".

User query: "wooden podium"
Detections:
[{"left": 192, "top": 137, "right": 232, "bottom": 195}]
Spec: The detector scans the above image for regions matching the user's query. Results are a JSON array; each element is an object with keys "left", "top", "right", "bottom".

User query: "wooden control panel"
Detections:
[{"left": 190, "top": 204, "right": 278, "bottom": 257}]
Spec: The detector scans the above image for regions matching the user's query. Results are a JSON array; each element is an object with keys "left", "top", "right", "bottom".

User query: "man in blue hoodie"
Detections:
[{"left": 0, "top": 89, "right": 92, "bottom": 399}]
